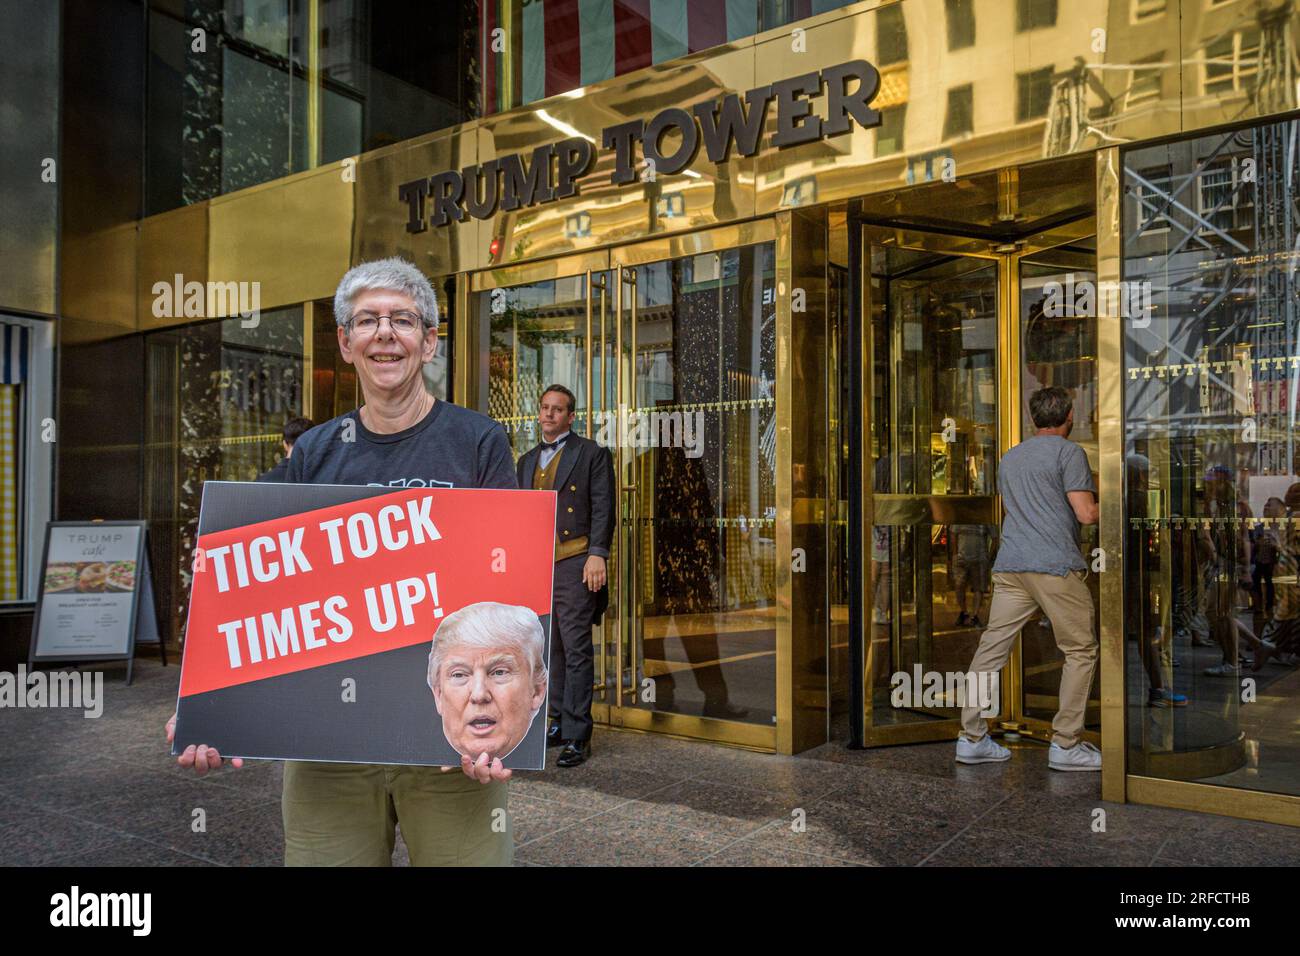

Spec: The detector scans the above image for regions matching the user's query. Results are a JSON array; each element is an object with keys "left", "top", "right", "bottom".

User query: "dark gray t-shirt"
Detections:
[
  {"left": 992, "top": 435, "right": 1094, "bottom": 576},
  {"left": 285, "top": 400, "right": 517, "bottom": 491}
]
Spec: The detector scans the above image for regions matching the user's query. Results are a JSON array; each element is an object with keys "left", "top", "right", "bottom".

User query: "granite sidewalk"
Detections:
[{"left": 1, "top": 660, "right": 1296, "bottom": 866}]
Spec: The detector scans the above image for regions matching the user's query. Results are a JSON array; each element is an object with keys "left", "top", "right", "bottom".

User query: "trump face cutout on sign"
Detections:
[{"left": 427, "top": 602, "right": 548, "bottom": 762}]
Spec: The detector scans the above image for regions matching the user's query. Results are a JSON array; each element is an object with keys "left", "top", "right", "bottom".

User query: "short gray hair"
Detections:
[
  {"left": 334, "top": 257, "right": 439, "bottom": 332},
  {"left": 426, "top": 601, "right": 547, "bottom": 691}
]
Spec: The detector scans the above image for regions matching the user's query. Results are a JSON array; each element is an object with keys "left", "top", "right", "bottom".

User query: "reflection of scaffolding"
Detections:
[
  {"left": 1252, "top": 121, "right": 1300, "bottom": 470},
  {"left": 1045, "top": 1, "right": 1298, "bottom": 158},
  {"left": 1125, "top": 130, "right": 1256, "bottom": 438},
  {"left": 1125, "top": 121, "right": 1300, "bottom": 475},
  {"left": 1257, "top": 2, "right": 1300, "bottom": 116},
  {"left": 1043, "top": 57, "right": 1114, "bottom": 157}
]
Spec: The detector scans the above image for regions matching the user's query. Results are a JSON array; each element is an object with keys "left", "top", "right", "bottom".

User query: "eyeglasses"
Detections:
[{"left": 346, "top": 310, "right": 424, "bottom": 336}]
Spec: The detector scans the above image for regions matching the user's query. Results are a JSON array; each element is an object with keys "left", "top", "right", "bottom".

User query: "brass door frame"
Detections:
[
  {"left": 860, "top": 233, "right": 1002, "bottom": 746},
  {"left": 859, "top": 220, "right": 1102, "bottom": 747},
  {"left": 607, "top": 220, "right": 779, "bottom": 751},
  {"left": 999, "top": 242, "right": 1102, "bottom": 747},
  {"left": 463, "top": 221, "right": 782, "bottom": 752},
  {"left": 462, "top": 250, "right": 615, "bottom": 727}
]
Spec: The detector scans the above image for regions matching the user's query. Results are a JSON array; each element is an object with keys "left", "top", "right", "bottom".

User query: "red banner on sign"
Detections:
[{"left": 179, "top": 488, "right": 556, "bottom": 698}]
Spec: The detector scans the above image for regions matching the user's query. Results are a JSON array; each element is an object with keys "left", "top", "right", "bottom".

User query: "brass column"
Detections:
[
  {"left": 779, "top": 207, "right": 832, "bottom": 754},
  {"left": 302, "top": 301, "right": 315, "bottom": 417},
  {"left": 452, "top": 273, "right": 471, "bottom": 407},
  {"left": 305, "top": 0, "right": 321, "bottom": 170},
  {"left": 1095, "top": 146, "right": 1127, "bottom": 803}
]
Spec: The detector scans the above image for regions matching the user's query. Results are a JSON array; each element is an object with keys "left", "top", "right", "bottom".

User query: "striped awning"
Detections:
[
  {"left": 1, "top": 324, "right": 28, "bottom": 385},
  {"left": 484, "top": 0, "right": 854, "bottom": 111}
]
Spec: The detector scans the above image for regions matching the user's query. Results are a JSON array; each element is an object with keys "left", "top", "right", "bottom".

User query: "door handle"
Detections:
[
  {"left": 586, "top": 269, "right": 607, "bottom": 698},
  {"left": 612, "top": 265, "right": 641, "bottom": 703}
]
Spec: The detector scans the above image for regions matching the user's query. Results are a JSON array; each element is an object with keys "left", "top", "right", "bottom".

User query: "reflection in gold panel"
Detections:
[
  {"left": 1095, "top": 146, "right": 1126, "bottom": 803},
  {"left": 1, "top": 236, "right": 55, "bottom": 317},
  {"left": 61, "top": 223, "right": 138, "bottom": 334},
  {"left": 611, "top": 220, "right": 776, "bottom": 268},
  {"left": 83, "top": 0, "right": 1300, "bottom": 337},
  {"left": 1128, "top": 775, "right": 1300, "bottom": 829},
  {"left": 137, "top": 203, "right": 208, "bottom": 331},
  {"left": 353, "top": 124, "right": 479, "bottom": 279},
  {"left": 476, "top": 42, "right": 758, "bottom": 268},
  {"left": 789, "top": 206, "right": 832, "bottom": 753},
  {"left": 610, "top": 707, "right": 775, "bottom": 750},
  {"left": 751, "top": 0, "right": 1300, "bottom": 217},
  {"left": 775, "top": 212, "right": 795, "bottom": 753},
  {"left": 208, "top": 165, "right": 354, "bottom": 310},
  {"left": 470, "top": 250, "right": 610, "bottom": 292}
]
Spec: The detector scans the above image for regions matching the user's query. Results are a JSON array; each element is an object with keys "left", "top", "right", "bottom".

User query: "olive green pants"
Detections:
[{"left": 282, "top": 761, "right": 511, "bottom": 866}]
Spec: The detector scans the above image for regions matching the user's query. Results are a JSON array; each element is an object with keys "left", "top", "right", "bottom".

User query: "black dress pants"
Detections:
[{"left": 549, "top": 553, "right": 597, "bottom": 742}]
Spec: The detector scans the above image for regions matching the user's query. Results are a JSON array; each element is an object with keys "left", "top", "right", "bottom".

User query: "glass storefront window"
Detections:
[
  {"left": 144, "top": 307, "right": 304, "bottom": 639},
  {"left": 630, "top": 244, "right": 778, "bottom": 724},
  {"left": 468, "top": 243, "right": 777, "bottom": 728},
  {"left": 1123, "top": 119, "right": 1300, "bottom": 797},
  {"left": 473, "top": 274, "right": 596, "bottom": 452},
  {"left": 146, "top": 1, "right": 475, "bottom": 214},
  {"left": 0, "top": 329, "right": 53, "bottom": 611}
]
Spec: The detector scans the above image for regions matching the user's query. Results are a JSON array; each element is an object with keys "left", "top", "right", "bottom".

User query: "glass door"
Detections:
[
  {"left": 859, "top": 224, "right": 1101, "bottom": 747},
  {"left": 468, "top": 257, "right": 618, "bottom": 722},
  {"left": 864, "top": 244, "right": 1001, "bottom": 744},
  {"left": 468, "top": 264, "right": 611, "bottom": 454},
  {"left": 1014, "top": 246, "right": 1101, "bottom": 741},
  {"left": 607, "top": 229, "right": 779, "bottom": 746},
  {"left": 467, "top": 231, "right": 780, "bottom": 750}
]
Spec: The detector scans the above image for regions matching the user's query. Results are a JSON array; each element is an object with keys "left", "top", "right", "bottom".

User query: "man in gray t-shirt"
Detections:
[
  {"left": 955, "top": 386, "right": 1102, "bottom": 772},
  {"left": 993, "top": 433, "right": 1094, "bottom": 576}
]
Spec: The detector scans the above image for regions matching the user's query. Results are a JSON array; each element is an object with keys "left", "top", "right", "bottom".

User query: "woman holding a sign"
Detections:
[{"left": 168, "top": 257, "right": 523, "bottom": 866}]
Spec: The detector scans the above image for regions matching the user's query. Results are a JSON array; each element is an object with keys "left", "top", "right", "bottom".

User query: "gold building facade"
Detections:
[{"left": 60, "top": 0, "right": 1300, "bottom": 826}]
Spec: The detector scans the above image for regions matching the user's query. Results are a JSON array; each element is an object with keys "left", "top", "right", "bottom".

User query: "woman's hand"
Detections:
[
  {"left": 166, "top": 712, "right": 243, "bottom": 776},
  {"left": 441, "top": 751, "right": 512, "bottom": 784}
]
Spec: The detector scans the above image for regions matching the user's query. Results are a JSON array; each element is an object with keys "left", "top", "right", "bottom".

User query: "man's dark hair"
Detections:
[
  {"left": 541, "top": 384, "right": 576, "bottom": 414},
  {"left": 1028, "top": 387, "right": 1072, "bottom": 429},
  {"left": 283, "top": 416, "right": 314, "bottom": 447}
]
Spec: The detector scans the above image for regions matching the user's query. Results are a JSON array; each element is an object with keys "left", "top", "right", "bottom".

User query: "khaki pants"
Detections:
[
  {"left": 960, "top": 569, "right": 1097, "bottom": 749},
  {"left": 282, "top": 762, "right": 511, "bottom": 866}
]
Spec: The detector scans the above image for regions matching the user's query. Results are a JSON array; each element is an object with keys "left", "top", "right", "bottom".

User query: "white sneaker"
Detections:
[
  {"left": 955, "top": 734, "right": 1011, "bottom": 764},
  {"left": 1203, "top": 662, "right": 1239, "bottom": 677},
  {"left": 1049, "top": 741, "right": 1102, "bottom": 772}
]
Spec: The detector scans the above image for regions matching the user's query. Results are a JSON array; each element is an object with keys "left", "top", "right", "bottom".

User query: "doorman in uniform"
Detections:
[{"left": 517, "top": 384, "right": 615, "bottom": 767}]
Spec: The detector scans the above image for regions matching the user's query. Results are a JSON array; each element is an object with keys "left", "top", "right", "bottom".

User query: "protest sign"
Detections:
[{"left": 172, "top": 481, "right": 556, "bottom": 769}]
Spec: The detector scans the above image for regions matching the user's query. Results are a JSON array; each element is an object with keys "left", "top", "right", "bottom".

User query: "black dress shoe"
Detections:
[
  {"left": 556, "top": 739, "right": 591, "bottom": 768},
  {"left": 546, "top": 723, "right": 564, "bottom": 747}
]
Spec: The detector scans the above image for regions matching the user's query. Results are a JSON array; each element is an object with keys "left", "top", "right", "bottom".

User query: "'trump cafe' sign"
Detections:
[{"left": 398, "top": 60, "right": 883, "bottom": 232}]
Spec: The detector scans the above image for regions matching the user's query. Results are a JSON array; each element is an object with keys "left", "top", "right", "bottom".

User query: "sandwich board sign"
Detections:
[{"left": 30, "top": 520, "right": 161, "bottom": 684}]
